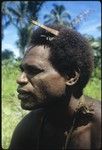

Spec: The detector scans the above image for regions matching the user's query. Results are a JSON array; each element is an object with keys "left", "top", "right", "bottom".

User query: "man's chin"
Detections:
[{"left": 21, "top": 101, "right": 45, "bottom": 110}]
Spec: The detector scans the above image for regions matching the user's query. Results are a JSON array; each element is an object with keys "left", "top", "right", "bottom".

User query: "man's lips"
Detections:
[
  {"left": 17, "top": 88, "right": 28, "bottom": 94},
  {"left": 17, "top": 89, "right": 32, "bottom": 101},
  {"left": 17, "top": 89, "right": 46, "bottom": 108},
  {"left": 18, "top": 93, "right": 30, "bottom": 100}
]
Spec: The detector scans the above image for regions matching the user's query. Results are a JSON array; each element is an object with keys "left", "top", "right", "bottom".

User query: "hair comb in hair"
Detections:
[{"left": 31, "top": 20, "right": 59, "bottom": 36}]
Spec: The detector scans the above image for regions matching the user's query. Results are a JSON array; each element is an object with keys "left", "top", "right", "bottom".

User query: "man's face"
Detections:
[{"left": 17, "top": 45, "right": 66, "bottom": 110}]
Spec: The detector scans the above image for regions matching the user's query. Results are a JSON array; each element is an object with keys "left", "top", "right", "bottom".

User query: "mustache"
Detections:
[
  {"left": 17, "top": 88, "right": 30, "bottom": 95},
  {"left": 17, "top": 87, "right": 45, "bottom": 102},
  {"left": 17, "top": 88, "right": 36, "bottom": 99}
]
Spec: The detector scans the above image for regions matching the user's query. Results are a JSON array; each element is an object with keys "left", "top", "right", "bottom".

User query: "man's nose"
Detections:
[{"left": 16, "top": 72, "right": 28, "bottom": 85}]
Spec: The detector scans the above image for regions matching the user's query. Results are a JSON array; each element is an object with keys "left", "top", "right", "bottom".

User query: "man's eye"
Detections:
[
  {"left": 26, "top": 68, "right": 43, "bottom": 76},
  {"left": 19, "top": 65, "right": 43, "bottom": 76}
]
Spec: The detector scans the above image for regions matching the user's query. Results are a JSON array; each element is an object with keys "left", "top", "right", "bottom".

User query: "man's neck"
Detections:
[{"left": 44, "top": 95, "right": 79, "bottom": 128}]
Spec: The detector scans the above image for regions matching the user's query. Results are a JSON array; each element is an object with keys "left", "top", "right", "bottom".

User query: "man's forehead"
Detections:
[
  {"left": 25, "top": 45, "right": 50, "bottom": 59},
  {"left": 21, "top": 45, "right": 51, "bottom": 68}
]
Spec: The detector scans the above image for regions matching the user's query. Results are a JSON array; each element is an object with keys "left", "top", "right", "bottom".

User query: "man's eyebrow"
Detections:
[{"left": 19, "top": 64, "right": 43, "bottom": 70}]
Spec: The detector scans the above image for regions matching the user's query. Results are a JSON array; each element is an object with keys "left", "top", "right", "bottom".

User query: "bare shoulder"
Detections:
[
  {"left": 69, "top": 96, "right": 101, "bottom": 149},
  {"left": 84, "top": 96, "right": 101, "bottom": 149},
  {"left": 84, "top": 95, "right": 101, "bottom": 104},
  {"left": 84, "top": 95, "right": 101, "bottom": 120}
]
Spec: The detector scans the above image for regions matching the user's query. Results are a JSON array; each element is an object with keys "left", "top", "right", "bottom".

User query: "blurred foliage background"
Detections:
[{"left": 2, "top": 1, "right": 101, "bottom": 149}]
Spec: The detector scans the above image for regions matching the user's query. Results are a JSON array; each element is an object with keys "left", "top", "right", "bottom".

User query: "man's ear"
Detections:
[{"left": 65, "top": 71, "right": 80, "bottom": 86}]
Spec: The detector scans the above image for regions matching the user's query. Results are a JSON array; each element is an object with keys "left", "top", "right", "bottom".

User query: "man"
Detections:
[{"left": 9, "top": 23, "right": 101, "bottom": 150}]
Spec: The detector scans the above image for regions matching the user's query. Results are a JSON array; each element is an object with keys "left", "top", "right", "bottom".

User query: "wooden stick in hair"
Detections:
[{"left": 31, "top": 20, "right": 59, "bottom": 36}]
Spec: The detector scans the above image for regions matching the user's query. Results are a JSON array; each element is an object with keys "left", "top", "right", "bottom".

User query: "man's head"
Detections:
[{"left": 17, "top": 24, "right": 94, "bottom": 110}]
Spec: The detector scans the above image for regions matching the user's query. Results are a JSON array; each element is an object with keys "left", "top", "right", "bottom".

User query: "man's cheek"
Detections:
[
  {"left": 30, "top": 79, "right": 47, "bottom": 101},
  {"left": 30, "top": 74, "right": 66, "bottom": 98},
  {"left": 42, "top": 78, "right": 66, "bottom": 97}
]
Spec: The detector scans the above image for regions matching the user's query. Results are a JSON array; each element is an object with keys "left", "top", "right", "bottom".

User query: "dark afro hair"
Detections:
[{"left": 29, "top": 24, "right": 94, "bottom": 98}]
